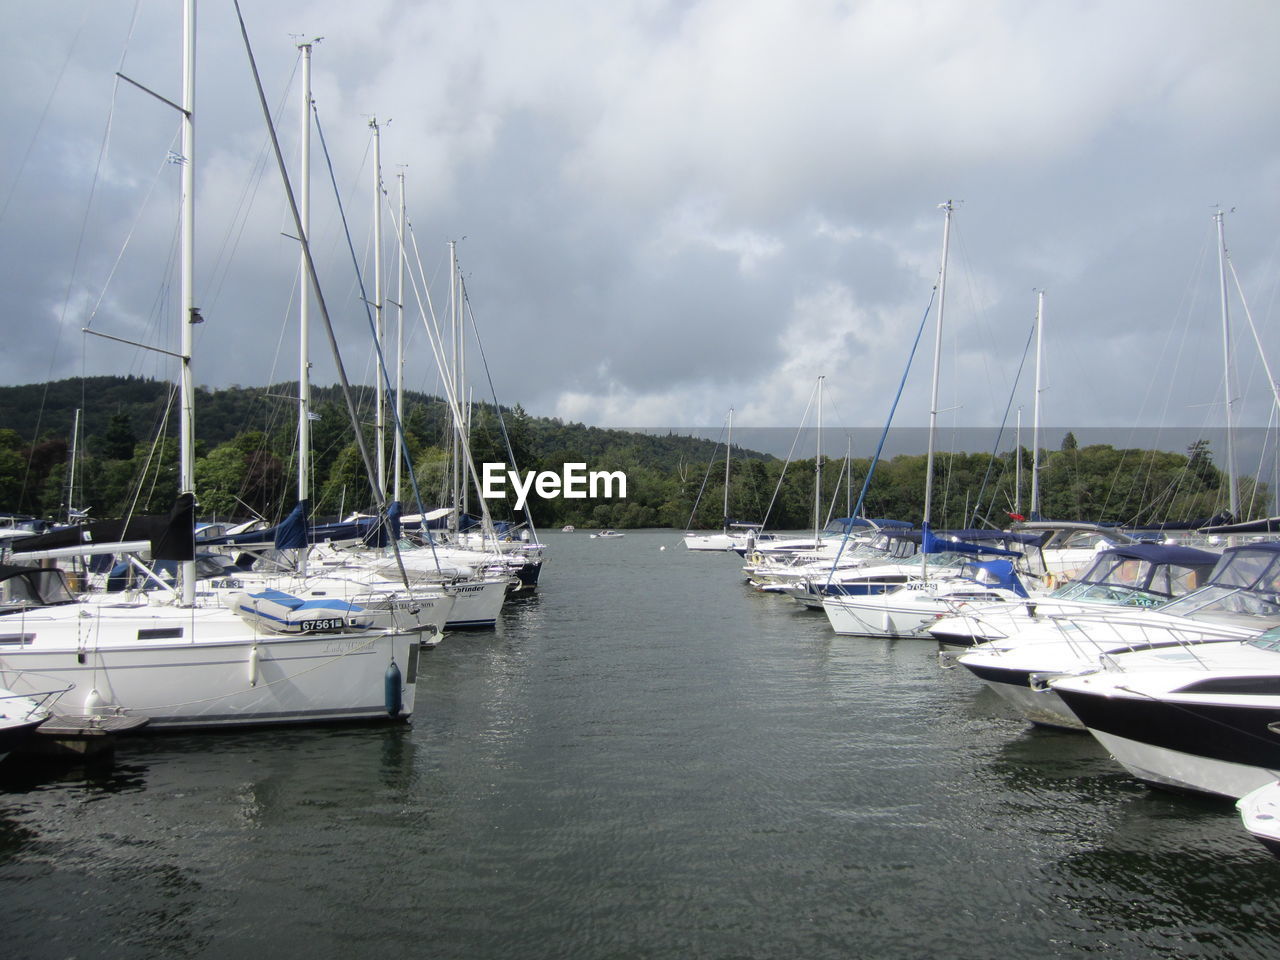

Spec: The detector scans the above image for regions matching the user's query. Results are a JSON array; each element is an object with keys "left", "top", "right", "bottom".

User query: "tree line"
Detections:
[{"left": 0, "top": 378, "right": 1255, "bottom": 532}]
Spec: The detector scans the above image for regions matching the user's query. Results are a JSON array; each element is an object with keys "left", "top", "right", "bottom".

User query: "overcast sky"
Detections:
[{"left": 2, "top": 0, "right": 1279, "bottom": 448}]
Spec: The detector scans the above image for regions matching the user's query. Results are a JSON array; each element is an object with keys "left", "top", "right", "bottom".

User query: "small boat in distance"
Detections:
[
  {"left": 590, "top": 530, "right": 625, "bottom": 539},
  {"left": 562, "top": 525, "right": 575, "bottom": 533}
]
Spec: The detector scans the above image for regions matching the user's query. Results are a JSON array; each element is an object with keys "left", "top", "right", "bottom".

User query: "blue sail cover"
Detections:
[
  {"left": 966, "top": 559, "right": 1030, "bottom": 598},
  {"left": 273, "top": 500, "right": 310, "bottom": 550},
  {"left": 921, "top": 524, "right": 1031, "bottom": 558}
]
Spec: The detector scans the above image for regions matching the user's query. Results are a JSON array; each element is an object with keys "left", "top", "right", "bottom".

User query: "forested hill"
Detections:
[
  {"left": 0, "top": 376, "right": 770, "bottom": 526},
  {"left": 0, "top": 376, "right": 1255, "bottom": 531},
  {"left": 0, "top": 376, "right": 755, "bottom": 469}
]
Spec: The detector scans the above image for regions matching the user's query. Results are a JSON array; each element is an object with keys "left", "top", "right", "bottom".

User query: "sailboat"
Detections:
[
  {"left": 822, "top": 203, "right": 1035, "bottom": 637},
  {"left": 685, "top": 409, "right": 757, "bottom": 551},
  {"left": 0, "top": 3, "right": 436, "bottom": 729}
]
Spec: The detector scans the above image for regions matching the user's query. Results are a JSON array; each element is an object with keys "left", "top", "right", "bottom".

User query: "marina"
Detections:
[{"left": 3, "top": 531, "right": 1277, "bottom": 959}]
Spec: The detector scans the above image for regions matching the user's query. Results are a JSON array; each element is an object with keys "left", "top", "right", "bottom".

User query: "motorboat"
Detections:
[
  {"left": 1050, "top": 634, "right": 1280, "bottom": 799},
  {"left": 930, "top": 542, "right": 1220, "bottom": 649},
  {"left": 953, "top": 541, "right": 1280, "bottom": 730},
  {"left": 591, "top": 530, "right": 625, "bottom": 539}
]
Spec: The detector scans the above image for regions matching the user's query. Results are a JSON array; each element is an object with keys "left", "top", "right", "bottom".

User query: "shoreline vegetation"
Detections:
[{"left": 0, "top": 376, "right": 1263, "bottom": 532}]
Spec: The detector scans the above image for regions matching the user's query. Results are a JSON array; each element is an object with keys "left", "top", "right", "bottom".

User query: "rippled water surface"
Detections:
[{"left": 3, "top": 531, "right": 1279, "bottom": 958}]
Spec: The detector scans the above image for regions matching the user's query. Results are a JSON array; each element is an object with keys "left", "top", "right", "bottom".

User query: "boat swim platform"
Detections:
[{"left": 25, "top": 714, "right": 151, "bottom": 759}]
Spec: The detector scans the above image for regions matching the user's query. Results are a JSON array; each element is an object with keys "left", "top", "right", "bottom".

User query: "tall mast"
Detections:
[
  {"left": 1217, "top": 209, "right": 1240, "bottom": 519},
  {"left": 846, "top": 435, "right": 852, "bottom": 518},
  {"left": 371, "top": 117, "right": 386, "bottom": 502},
  {"left": 295, "top": 39, "right": 315, "bottom": 574},
  {"left": 297, "top": 41, "right": 313, "bottom": 507},
  {"left": 178, "top": 0, "right": 197, "bottom": 606},
  {"left": 1030, "top": 290, "right": 1044, "bottom": 520},
  {"left": 394, "top": 170, "right": 406, "bottom": 502},
  {"left": 723, "top": 407, "right": 732, "bottom": 530},
  {"left": 449, "top": 240, "right": 461, "bottom": 536},
  {"left": 1014, "top": 407, "right": 1022, "bottom": 516},
  {"left": 66, "top": 408, "right": 81, "bottom": 523},
  {"left": 922, "top": 201, "right": 952, "bottom": 538},
  {"left": 814, "top": 375, "right": 824, "bottom": 543}
]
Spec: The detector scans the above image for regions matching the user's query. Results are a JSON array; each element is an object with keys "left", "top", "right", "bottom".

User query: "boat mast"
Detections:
[
  {"left": 1216, "top": 209, "right": 1240, "bottom": 520},
  {"left": 723, "top": 407, "right": 733, "bottom": 531},
  {"left": 394, "top": 170, "right": 406, "bottom": 503},
  {"left": 814, "top": 375, "right": 824, "bottom": 544},
  {"left": 1014, "top": 407, "right": 1022, "bottom": 517},
  {"left": 922, "top": 200, "right": 952, "bottom": 574},
  {"left": 178, "top": 0, "right": 197, "bottom": 606},
  {"left": 1030, "top": 290, "right": 1044, "bottom": 521},
  {"left": 297, "top": 38, "right": 315, "bottom": 573},
  {"left": 371, "top": 117, "right": 386, "bottom": 502},
  {"left": 449, "top": 240, "right": 461, "bottom": 538},
  {"left": 66, "top": 408, "right": 81, "bottom": 523}
]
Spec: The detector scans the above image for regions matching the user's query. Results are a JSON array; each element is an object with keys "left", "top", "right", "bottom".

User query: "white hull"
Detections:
[
  {"left": 1089, "top": 729, "right": 1274, "bottom": 800},
  {"left": 824, "top": 581, "right": 1020, "bottom": 638},
  {"left": 0, "top": 605, "right": 421, "bottom": 729},
  {"left": 824, "top": 595, "right": 943, "bottom": 637},
  {"left": 684, "top": 533, "right": 736, "bottom": 551},
  {"left": 974, "top": 677, "right": 1082, "bottom": 730},
  {"left": 441, "top": 578, "right": 508, "bottom": 628}
]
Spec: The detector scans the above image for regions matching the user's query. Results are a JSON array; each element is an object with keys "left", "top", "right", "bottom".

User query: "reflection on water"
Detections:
[{"left": 2, "top": 531, "right": 1278, "bottom": 959}]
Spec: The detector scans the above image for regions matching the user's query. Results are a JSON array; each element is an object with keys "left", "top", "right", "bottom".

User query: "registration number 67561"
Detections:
[{"left": 298, "top": 618, "right": 346, "bottom": 632}]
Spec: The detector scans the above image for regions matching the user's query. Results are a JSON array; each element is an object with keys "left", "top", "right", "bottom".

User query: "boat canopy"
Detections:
[
  {"left": 962, "top": 559, "right": 1030, "bottom": 598},
  {"left": 7, "top": 493, "right": 196, "bottom": 562},
  {"left": 0, "top": 564, "right": 78, "bottom": 609}
]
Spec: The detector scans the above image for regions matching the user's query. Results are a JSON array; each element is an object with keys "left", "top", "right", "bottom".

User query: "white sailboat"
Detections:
[
  {"left": 0, "top": 3, "right": 434, "bottom": 729},
  {"left": 822, "top": 202, "right": 1033, "bottom": 638},
  {"left": 685, "top": 409, "right": 750, "bottom": 551}
]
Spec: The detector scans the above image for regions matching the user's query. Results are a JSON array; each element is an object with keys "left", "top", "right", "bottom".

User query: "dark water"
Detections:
[{"left": 3, "top": 531, "right": 1279, "bottom": 959}]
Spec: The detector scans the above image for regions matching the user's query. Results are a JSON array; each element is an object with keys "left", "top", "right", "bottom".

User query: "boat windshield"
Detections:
[
  {"left": 1160, "top": 583, "right": 1280, "bottom": 621},
  {"left": 1050, "top": 581, "right": 1167, "bottom": 607},
  {"left": 1052, "top": 554, "right": 1207, "bottom": 608},
  {"left": 897, "top": 552, "right": 972, "bottom": 571}
]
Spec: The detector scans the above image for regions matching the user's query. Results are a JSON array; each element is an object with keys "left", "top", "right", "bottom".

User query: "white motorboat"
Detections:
[
  {"left": 1051, "top": 635, "right": 1280, "bottom": 799},
  {"left": 953, "top": 541, "right": 1280, "bottom": 730},
  {"left": 930, "top": 542, "right": 1219, "bottom": 649},
  {"left": 591, "top": 530, "right": 625, "bottom": 539}
]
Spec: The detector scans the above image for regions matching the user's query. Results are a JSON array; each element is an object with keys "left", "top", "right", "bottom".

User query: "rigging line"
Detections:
[
  {"left": 681, "top": 414, "right": 730, "bottom": 538},
  {"left": 234, "top": 0, "right": 411, "bottom": 587},
  {"left": 409, "top": 243, "right": 504, "bottom": 545},
  {"left": 203, "top": 56, "right": 301, "bottom": 318},
  {"left": 969, "top": 319, "right": 1036, "bottom": 527},
  {"left": 1228, "top": 256, "right": 1280, "bottom": 421},
  {"left": 372, "top": 204, "right": 444, "bottom": 558},
  {"left": 758, "top": 382, "right": 818, "bottom": 533},
  {"left": 0, "top": 0, "right": 99, "bottom": 226},
  {"left": 459, "top": 275, "right": 542, "bottom": 543},
  {"left": 311, "top": 105, "right": 387, "bottom": 414},
  {"left": 825, "top": 286, "right": 936, "bottom": 586},
  {"left": 23, "top": 41, "right": 134, "bottom": 508},
  {"left": 84, "top": 150, "right": 174, "bottom": 331},
  {"left": 382, "top": 198, "right": 439, "bottom": 519},
  {"left": 1109, "top": 234, "right": 1214, "bottom": 524}
]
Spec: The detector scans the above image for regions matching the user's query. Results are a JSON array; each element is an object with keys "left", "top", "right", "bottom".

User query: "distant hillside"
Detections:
[
  {"left": 0, "top": 376, "right": 768, "bottom": 469},
  {"left": 0, "top": 377, "right": 1249, "bottom": 531}
]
